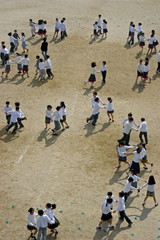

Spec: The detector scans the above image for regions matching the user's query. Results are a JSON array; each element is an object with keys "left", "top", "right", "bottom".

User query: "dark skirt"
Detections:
[
  {"left": 137, "top": 70, "right": 142, "bottom": 77},
  {"left": 130, "top": 161, "right": 140, "bottom": 174},
  {"left": 93, "top": 29, "right": 97, "bottom": 35},
  {"left": 148, "top": 44, "right": 153, "bottom": 49},
  {"left": 88, "top": 74, "right": 96, "bottom": 82},
  {"left": 103, "top": 29, "right": 108, "bottom": 33},
  {"left": 119, "top": 156, "right": 127, "bottom": 162},
  {"left": 5, "top": 65, "right": 10, "bottom": 72},
  {"left": 45, "top": 116, "right": 51, "bottom": 123},
  {"left": 23, "top": 65, "right": 28, "bottom": 72},
  {"left": 38, "top": 29, "right": 44, "bottom": 35},
  {"left": 146, "top": 191, "right": 155, "bottom": 197},
  {"left": 60, "top": 115, "right": 66, "bottom": 123},
  {"left": 17, "top": 63, "right": 22, "bottom": 70},
  {"left": 141, "top": 155, "right": 147, "bottom": 163},
  {"left": 48, "top": 217, "right": 60, "bottom": 229},
  {"left": 139, "top": 41, "right": 145, "bottom": 46},
  {"left": 27, "top": 225, "right": 37, "bottom": 230},
  {"left": 143, "top": 72, "right": 148, "bottom": 79},
  {"left": 107, "top": 110, "right": 114, "bottom": 114},
  {"left": 101, "top": 212, "right": 112, "bottom": 221}
]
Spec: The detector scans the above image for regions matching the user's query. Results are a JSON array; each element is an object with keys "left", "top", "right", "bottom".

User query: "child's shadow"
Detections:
[
  {"left": 92, "top": 122, "right": 111, "bottom": 135},
  {"left": 89, "top": 37, "right": 97, "bottom": 44},
  {"left": 28, "top": 38, "right": 42, "bottom": 46},
  {"left": 152, "top": 73, "right": 160, "bottom": 81},
  {"left": 28, "top": 77, "right": 48, "bottom": 87},
  {"left": 139, "top": 206, "right": 155, "bottom": 221},
  {"left": 109, "top": 167, "right": 128, "bottom": 185},
  {"left": 83, "top": 123, "right": 96, "bottom": 137},
  {"left": 124, "top": 41, "right": 131, "bottom": 49},
  {"left": 132, "top": 80, "right": 145, "bottom": 93},
  {"left": 135, "top": 51, "right": 143, "bottom": 59}
]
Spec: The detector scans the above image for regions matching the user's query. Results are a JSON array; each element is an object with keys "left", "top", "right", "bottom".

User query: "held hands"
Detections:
[{"left": 137, "top": 188, "right": 140, "bottom": 193}]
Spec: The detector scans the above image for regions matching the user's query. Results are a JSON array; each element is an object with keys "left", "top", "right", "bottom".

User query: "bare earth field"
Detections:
[{"left": 0, "top": 0, "right": 160, "bottom": 239}]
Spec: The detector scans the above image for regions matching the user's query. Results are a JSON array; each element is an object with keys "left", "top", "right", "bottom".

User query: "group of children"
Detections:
[
  {"left": 91, "top": 14, "right": 108, "bottom": 38},
  {"left": 27, "top": 203, "right": 60, "bottom": 240}
]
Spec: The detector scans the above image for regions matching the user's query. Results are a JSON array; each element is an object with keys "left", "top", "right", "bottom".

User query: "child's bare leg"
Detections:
[
  {"left": 111, "top": 113, "right": 114, "bottom": 121},
  {"left": 107, "top": 113, "right": 111, "bottom": 121},
  {"left": 143, "top": 196, "right": 148, "bottom": 204}
]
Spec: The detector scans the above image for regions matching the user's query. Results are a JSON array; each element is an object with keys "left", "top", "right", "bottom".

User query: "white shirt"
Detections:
[
  {"left": 104, "top": 195, "right": 116, "bottom": 209},
  {"left": 9, "top": 36, "right": 17, "bottom": 43},
  {"left": 97, "top": 17, "right": 103, "bottom": 28},
  {"left": 101, "top": 199, "right": 111, "bottom": 214},
  {"left": 106, "top": 102, "right": 114, "bottom": 111},
  {"left": 158, "top": 53, "right": 160, "bottom": 62},
  {"left": 148, "top": 37, "right": 154, "bottom": 44},
  {"left": 93, "top": 24, "right": 98, "bottom": 30},
  {"left": 103, "top": 23, "right": 107, "bottom": 29},
  {"left": 53, "top": 110, "right": 62, "bottom": 121},
  {"left": 138, "top": 121, "right": 147, "bottom": 132},
  {"left": 123, "top": 121, "right": 137, "bottom": 134},
  {"left": 14, "top": 56, "right": 22, "bottom": 63},
  {"left": 91, "top": 67, "right": 99, "bottom": 75},
  {"left": 128, "top": 174, "right": 143, "bottom": 182},
  {"left": 140, "top": 147, "right": 146, "bottom": 159},
  {"left": 3, "top": 105, "right": 13, "bottom": 115},
  {"left": 55, "top": 21, "right": 61, "bottom": 29},
  {"left": 6, "top": 60, "right": 11, "bottom": 65},
  {"left": 143, "top": 65, "right": 150, "bottom": 73},
  {"left": 60, "top": 22, "right": 66, "bottom": 31},
  {"left": 45, "top": 59, "right": 52, "bottom": 69},
  {"left": 39, "top": 62, "right": 45, "bottom": 70},
  {"left": 1, "top": 48, "right": 9, "bottom": 55},
  {"left": 137, "top": 63, "right": 144, "bottom": 72},
  {"left": 38, "top": 24, "right": 45, "bottom": 30},
  {"left": 123, "top": 180, "right": 137, "bottom": 193},
  {"left": 37, "top": 215, "right": 54, "bottom": 229},
  {"left": 122, "top": 117, "right": 138, "bottom": 128},
  {"left": 43, "top": 208, "right": 55, "bottom": 220},
  {"left": 139, "top": 35, "right": 146, "bottom": 42},
  {"left": 60, "top": 106, "right": 66, "bottom": 116},
  {"left": 140, "top": 183, "right": 155, "bottom": 192},
  {"left": 19, "top": 109, "right": 25, "bottom": 119},
  {"left": 118, "top": 145, "right": 134, "bottom": 157},
  {"left": 28, "top": 213, "right": 37, "bottom": 226},
  {"left": 21, "top": 58, "right": 29, "bottom": 66},
  {"left": 132, "top": 151, "right": 141, "bottom": 163},
  {"left": 8, "top": 110, "right": 20, "bottom": 123},
  {"left": 117, "top": 197, "right": 125, "bottom": 211},
  {"left": 45, "top": 109, "right": 54, "bottom": 119},
  {"left": 101, "top": 65, "right": 107, "bottom": 71},
  {"left": 137, "top": 26, "right": 142, "bottom": 33},
  {"left": 92, "top": 102, "right": 104, "bottom": 115},
  {"left": 130, "top": 26, "right": 137, "bottom": 33},
  {"left": 91, "top": 96, "right": 104, "bottom": 107}
]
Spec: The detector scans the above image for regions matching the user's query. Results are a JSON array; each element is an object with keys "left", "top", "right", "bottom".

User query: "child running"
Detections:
[
  {"left": 43, "top": 203, "right": 59, "bottom": 236},
  {"left": 53, "top": 18, "right": 61, "bottom": 38},
  {"left": 60, "top": 101, "right": 69, "bottom": 130},
  {"left": 139, "top": 33, "right": 146, "bottom": 51},
  {"left": 139, "top": 143, "right": 153, "bottom": 170},
  {"left": 139, "top": 175, "right": 158, "bottom": 207},
  {"left": 3, "top": 101, "right": 13, "bottom": 125},
  {"left": 39, "top": 58, "right": 45, "bottom": 80},
  {"left": 106, "top": 97, "right": 114, "bottom": 122},
  {"left": 35, "top": 55, "right": 40, "bottom": 76},
  {"left": 45, "top": 105, "right": 54, "bottom": 129}
]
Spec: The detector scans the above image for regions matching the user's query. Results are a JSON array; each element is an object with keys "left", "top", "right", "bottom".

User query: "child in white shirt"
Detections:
[
  {"left": 45, "top": 105, "right": 53, "bottom": 129},
  {"left": 100, "top": 61, "right": 107, "bottom": 84},
  {"left": 106, "top": 97, "right": 114, "bottom": 122}
]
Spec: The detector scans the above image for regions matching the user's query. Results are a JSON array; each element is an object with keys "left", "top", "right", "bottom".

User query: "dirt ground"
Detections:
[{"left": 0, "top": 0, "right": 160, "bottom": 239}]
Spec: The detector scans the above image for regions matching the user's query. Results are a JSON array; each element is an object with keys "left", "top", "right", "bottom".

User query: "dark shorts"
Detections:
[
  {"left": 139, "top": 41, "right": 145, "bottom": 46},
  {"left": 88, "top": 74, "right": 96, "bottom": 82},
  {"left": 101, "top": 212, "right": 112, "bottom": 221},
  {"left": 60, "top": 115, "right": 66, "bottom": 123},
  {"left": 137, "top": 71, "right": 142, "bottom": 76},
  {"left": 103, "top": 29, "right": 108, "bottom": 33},
  {"left": 141, "top": 155, "right": 147, "bottom": 163},
  {"left": 130, "top": 161, "right": 140, "bottom": 174},
  {"left": 119, "top": 156, "right": 127, "bottom": 162},
  {"left": 148, "top": 44, "right": 153, "bottom": 49},
  {"left": 27, "top": 225, "right": 37, "bottom": 230},
  {"left": 107, "top": 110, "right": 114, "bottom": 114},
  {"left": 45, "top": 116, "right": 51, "bottom": 123},
  {"left": 94, "top": 29, "right": 97, "bottom": 35},
  {"left": 23, "top": 65, "right": 28, "bottom": 72},
  {"left": 5, "top": 65, "right": 10, "bottom": 72},
  {"left": 143, "top": 72, "right": 148, "bottom": 79},
  {"left": 55, "top": 28, "right": 59, "bottom": 33},
  {"left": 17, "top": 63, "right": 22, "bottom": 70},
  {"left": 54, "top": 120, "right": 61, "bottom": 130},
  {"left": 38, "top": 29, "right": 44, "bottom": 35}
]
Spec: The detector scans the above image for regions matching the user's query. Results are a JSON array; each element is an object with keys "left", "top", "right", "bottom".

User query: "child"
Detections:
[
  {"left": 43, "top": 203, "right": 59, "bottom": 236},
  {"left": 6, "top": 107, "right": 21, "bottom": 134},
  {"left": 139, "top": 33, "right": 146, "bottom": 51},
  {"left": 113, "top": 192, "right": 133, "bottom": 227},
  {"left": 91, "top": 22, "right": 98, "bottom": 38},
  {"left": 136, "top": 23, "right": 142, "bottom": 41},
  {"left": 139, "top": 143, "right": 153, "bottom": 169},
  {"left": 128, "top": 148, "right": 142, "bottom": 174},
  {"left": 86, "top": 97, "right": 105, "bottom": 126},
  {"left": 35, "top": 55, "right": 40, "bottom": 75},
  {"left": 156, "top": 50, "right": 160, "bottom": 73},
  {"left": 127, "top": 21, "right": 133, "bottom": 40},
  {"left": 1, "top": 45, "right": 9, "bottom": 65},
  {"left": 128, "top": 169, "right": 146, "bottom": 188},
  {"left": 138, "top": 118, "right": 148, "bottom": 144},
  {"left": 3, "top": 101, "right": 13, "bottom": 125},
  {"left": 91, "top": 92, "right": 104, "bottom": 108},
  {"left": 60, "top": 101, "right": 69, "bottom": 130},
  {"left": 84, "top": 62, "right": 99, "bottom": 87},
  {"left": 116, "top": 142, "right": 135, "bottom": 168},
  {"left": 60, "top": 19, "right": 66, "bottom": 40},
  {"left": 96, "top": 198, "right": 114, "bottom": 231},
  {"left": 2, "top": 56, "right": 12, "bottom": 78},
  {"left": 104, "top": 192, "right": 117, "bottom": 210},
  {"left": 8, "top": 32, "right": 16, "bottom": 53},
  {"left": 15, "top": 102, "right": 26, "bottom": 129},
  {"left": 21, "top": 54, "right": 30, "bottom": 78},
  {"left": 27, "top": 208, "right": 37, "bottom": 240},
  {"left": 128, "top": 24, "right": 137, "bottom": 45},
  {"left": 147, "top": 33, "right": 154, "bottom": 55},
  {"left": 100, "top": 61, "right": 107, "bottom": 84},
  {"left": 152, "top": 30, "right": 159, "bottom": 52},
  {"left": 139, "top": 175, "right": 158, "bottom": 207},
  {"left": 13, "top": 30, "right": 20, "bottom": 51},
  {"left": 102, "top": 20, "right": 108, "bottom": 38},
  {"left": 106, "top": 97, "right": 114, "bottom": 122},
  {"left": 39, "top": 58, "right": 45, "bottom": 80},
  {"left": 51, "top": 106, "right": 63, "bottom": 135},
  {"left": 141, "top": 61, "right": 151, "bottom": 84},
  {"left": 13, "top": 53, "right": 22, "bottom": 74},
  {"left": 97, "top": 15, "right": 103, "bottom": 35},
  {"left": 41, "top": 38, "right": 48, "bottom": 58},
  {"left": 20, "top": 32, "right": 28, "bottom": 53},
  {"left": 45, "top": 105, "right": 54, "bottom": 129},
  {"left": 45, "top": 55, "right": 54, "bottom": 78},
  {"left": 53, "top": 18, "right": 61, "bottom": 38},
  {"left": 123, "top": 177, "right": 139, "bottom": 202},
  {"left": 36, "top": 210, "right": 54, "bottom": 240},
  {"left": 136, "top": 59, "right": 144, "bottom": 81},
  {"left": 29, "top": 19, "right": 36, "bottom": 37},
  {"left": 62, "top": 18, "right": 67, "bottom": 37}
]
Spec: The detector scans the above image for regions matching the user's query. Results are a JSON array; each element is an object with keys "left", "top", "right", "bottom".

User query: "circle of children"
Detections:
[{"left": 1, "top": 15, "right": 160, "bottom": 239}]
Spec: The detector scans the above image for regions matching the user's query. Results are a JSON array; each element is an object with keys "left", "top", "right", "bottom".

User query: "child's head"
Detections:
[
  {"left": 148, "top": 175, "right": 156, "bottom": 185},
  {"left": 56, "top": 18, "right": 58, "bottom": 21},
  {"left": 118, "top": 141, "right": 125, "bottom": 147},
  {"left": 128, "top": 112, "right": 132, "bottom": 117},
  {"left": 128, "top": 177, "right": 133, "bottom": 183},
  {"left": 128, "top": 117, "right": 134, "bottom": 122},
  {"left": 28, "top": 207, "right": 34, "bottom": 214},
  {"left": 36, "top": 55, "right": 40, "bottom": 59},
  {"left": 29, "top": 19, "right": 32, "bottom": 22},
  {"left": 107, "top": 198, "right": 113, "bottom": 204},
  {"left": 14, "top": 30, "right": 17, "bottom": 33},
  {"left": 21, "top": 32, "right": 25, "bottom": 37},
  {"left": 60, "top": 101, "right": 65, "bottom": 108},
  {"left": 132, "top": 24, "right": 135, "bottom": 27},
  {"left": 6, "top": 101, "right": 10, "bottom": 106},
  {"left": 91, "top": 62, "right": 96, "bottom": 68},
  {"left": 145, "top": 61, "right": 149, "bottom": 66},
  {"left": 2, "top": 41, "right": 5, "bottom": 45},
  {"left": 46, "top": 55, "right": 50, "bottom": 59},
  {"left": 40, "top": 58, "right": 43, "bottom": 62},
  {"left": 16, "top": 106, "right": 20, "bottom": 111},
  {"left": 138, "top": 23, "right": 142, "bottom": 26},
  {"left": 25, "top": 54, "right": 28, "bottom": 58},
  {"left": 38, "top": 210, "right": 44, "bottom": 216},
  {"left": 47, "top": 105, "right": 52, "bottom": 110},
  {"left": 103, "top": 19, "right": 107, "bottom": 24},
  {"left": 15, "top": 102, "right": 20, "bottom": 107},
  {"left": 56, "top": 106, "right": 61, "bottom": 111},
  {"left": 93, "top": 91, "right": 97, "bottom": 97},
  {"left": 151, "top": 30, "right": 155, "bottom": 34},
  {"left": 107, "top": 192, "right": 112, "bottom": 197},
  {"left": 43, "top": 38, "right": 47, "bottom": 42},
  {"left": 129, "top": 169, "right": 136, "bottom": 175},
  {"left": 136, "top": 147, "right": 142, "bottom": 154},
  {"left": 2, "top": 45, "right": 6, "bottom": 49},
  {"left": 139, "top": 59, "right": 143, "bottom": 64},
  {"left": 46, "top": 203, "right": 52, "bottom": 209},
  {"left": 103, "top": 61, "right": 106, "bottom": 65},
  {"left": 141, "top": 117, "right": 145, "bottom": 122},
  {"left": 98, "top": 14, "right": 101, "bottom": 18},
  {"left": 94, "top": 21, "right": 98, "bottom": 25},
  {"left": 108, "top": 97, "right": 112, "bottom": 102},
  {"left": 119, "top": 191, "right": 124, "bottom": 198},
  {"left": 94, "top": 97, "right": 99, "bottom": 102},
  {"left": 130, "top": 21, "right": 133, "bottom": 25}
]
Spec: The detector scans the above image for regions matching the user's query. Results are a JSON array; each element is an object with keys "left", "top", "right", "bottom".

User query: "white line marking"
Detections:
[
  {"left": 69, "top": 91, "right": 78, "bottom": 117},
  {"left": 16, "top": 145, "right": 30, "bottom": 164}
]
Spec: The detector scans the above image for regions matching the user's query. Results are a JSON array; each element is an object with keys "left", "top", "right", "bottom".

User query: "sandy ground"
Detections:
[{"left": 0, "top": 0, "right": 160, "bottom": 239}]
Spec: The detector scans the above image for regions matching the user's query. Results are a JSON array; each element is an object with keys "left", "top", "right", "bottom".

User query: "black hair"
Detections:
[
  {"left": 130, "top": 21, "right": 133, "bottom": 25},
  {"left": 14, "top": 30, "right": 17, "bottom": 32},
  {"left": 2, "top": 41, "right": 5, "bottom": 44},
  {"left": 118, "top": 141, "right": 125, "bottom": 146},
  {"left": 141, "top": 118, "right": 145, "bottom": 121},
  {"left": 107, "top": 192, "right": 112, "bottom": 196},
  {"left": 21, "top": 32, "right": 25, "bottom": 37},
  {"left": 47, "top": 105, "right": 52, "bottom": 109},
  {"left": 145, "top": 62, "right": 149, "bottom": 66},
  {"left": 148, "top": 175, "right": 156, "bottom": 185},
  {"left": 128, "top": 177, "right": 133, "bottom": 182},
  {"left": 6, "top": 101, "right": 10, "bottom": 104},
  {"left": 128, "top": 112, "right": 132, "bottom": 117},
  {"left": 8, "top": 32, "right": 12, "bottom": 36},
  {"left": 61, "top": 20, "right": 64, "bottom": 23},
  {"left": 2, "top": 45, "right": 6, "bottom": 49},
  {"left": 94, "top": 97, "right": 99, "bottom": 102},
  {"left": 98, "top": 14, "right": 101, "bottom": 17},
  {"left": 16, "top": 106, "right": 20, "bottom": 111},
  {"left": 36, "top": 55, "right": 40, "bottom": 59},
  {"left": 38, "top": 210, "right": 44, "bottom": 216},
  {"left": 91, "top": 62, "right": 96, "bottom": 68},
  {"left": 56, "top": 106, "right": 61, "bottom": 111},
  {"left": 25, "top": 54, "right": 28, "bottom": 58},
  {"left": 93, "top": 92, "right": 97, "bottom": 95},
  {"left": 103, "top": 61, "right": 106, "bottom": 65},
  {"left": 151, "top": 30, "right": 155, "bottom": 34},
  {"left": 129, "top": 117, "right": 134, "bottom": 121},
  {"left": 107, "top": 198, "right": 113, "bottom": 204},
  {"left": 29, "top": 19, "right": 32, "bottom": 21},
  {"left": 141, "top": 143, "right": 146, "bottom": 149},
  {"left": 46, "top": 55, "right": 50, "bottom": 59},
  {"left": 108, "top": 97, "right": 112, "bottom": 102},
  {"left": 119, "top": 192, "right": 124, "bottom": 197},
  {"left": 46, "top": 203, "right": 56, "bottom": 209},
  {"left": 43, "top": 20, "right": 47, "bottom": 24},
  {"left": 52, "top": 204, "right": 56, "bottom": 209},
  {"left": 138, "top": 23, "right": 142, "bottom": 26},
  {"left": 15, "top": 102, "right": 20, "bottom": 106},
  {"left": 60, "top": 101, "right": 66, "bottom": 108},
  {"left": 28, "top": 207, "right": 34, "bottom": 213},
  {"left": 132, "top": 24, "right": 135, "bottom": 27},
  {"left": 40, "top": 58, "right": 43, "bottom": 62},
  {"left": 130, "top": 169, "right": 136, "bottom": 175},
  {"left": 151, "top": 33, "right": 154, "bottom": 38},
  {"left": 137, "top": 147, "right": 142, "bottom": 154},
  {"left": 94, "top": 21, "right": 98, "bottom": 25},
  {"left": 103, "top": 19, "right": 107, "bottom": 24}
]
